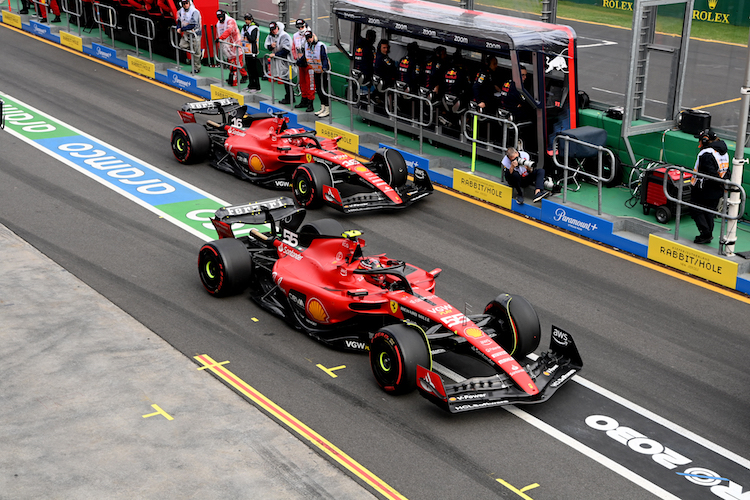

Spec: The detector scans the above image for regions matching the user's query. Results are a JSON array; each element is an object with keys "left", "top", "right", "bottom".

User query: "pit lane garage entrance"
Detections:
[{"left": 331, "top": 0, "right": 581, "bottom": 168}]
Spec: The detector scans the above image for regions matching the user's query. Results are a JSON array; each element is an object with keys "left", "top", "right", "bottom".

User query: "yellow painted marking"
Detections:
[
  {"left": 251, "top": 317, "right": 259, "bottom": 322},
  {"left": 197, "top": 359, "right": 229, "bottom": 370},
  {"left": 317, "top": 364, "right": 346, "bottom": 378},
  {"left": 496, "top": 478, "right": 540, "bottom": 499},
  {"left": 194, "top": 354, "right": 405, "bottom": 499},
  {"left": 142, "top": 404, "right": 174, "bottom": 420},
  {"left": 691, "top": 97, "right": 741, "bottom": 110}
]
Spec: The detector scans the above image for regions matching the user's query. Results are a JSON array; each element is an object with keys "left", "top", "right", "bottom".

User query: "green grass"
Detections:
[{"left": 480, "top": 0, "right": 750, "bottom": 45}]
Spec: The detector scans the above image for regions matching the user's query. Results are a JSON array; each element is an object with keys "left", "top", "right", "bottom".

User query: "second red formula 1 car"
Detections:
[
  {"left": 197, "top": 197, "right": 583, "bottom": 413},
  {"left": 171, "top": 98, "right": 433, "bottom": 213}
]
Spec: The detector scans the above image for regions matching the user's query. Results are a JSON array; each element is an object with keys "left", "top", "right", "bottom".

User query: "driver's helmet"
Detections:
[{"left": 358, "top": 257, "right": 384, "bottom": 285}]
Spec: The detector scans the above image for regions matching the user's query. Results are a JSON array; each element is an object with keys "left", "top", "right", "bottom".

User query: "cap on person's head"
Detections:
[
  {"left": 244, "top": 13, "right": 253, "bottom": 21},
  {"left": 269, "top": 21, "right": 278, "bottom": 30},
  {"left": 216, "top": 9, "right": 225, "bottom": 20},
  {"left": 295, "top": 18, "right": 306, "bottom": 28},
  {"left": 304, "top": 30, "right": 313, "bottom": 39},
  {"left": 181, "top": 0, "right": 190, "bottom": 5}
]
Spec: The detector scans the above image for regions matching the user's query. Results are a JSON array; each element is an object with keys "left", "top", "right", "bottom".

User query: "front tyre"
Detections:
[
  {"left": 484, "top": 293, "right": 541, "bottom": 357},
  {"left": 198, "top": 238, "right": 253, "bottom": 297},
  {"left": 292, "top": 162, "right": 333, "bottom": 209},
  {"left": 371, "top": 148, "right": 408, "bottom": 187},
  {"left": 171, "top": 123, "right": 210, "bottom": 164},
  {"left": 370, "top": 324, "right": 430, "bottom": 394}
]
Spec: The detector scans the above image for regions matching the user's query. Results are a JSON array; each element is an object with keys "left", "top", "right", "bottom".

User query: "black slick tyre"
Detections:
[
  {"left": 370, "top": 324, "right": 430, "bottom": 394},
  {"left": 171, "top": 123, "right": 210, "bottom": 164},
  {"left": 198, "top": 238, "right": 253, "bottom": 297},
  {"left": 371, "top": 148, "right": 408, "bottom": 187},
  {"left": 484, "top": 293, "right": 541, "bottom": 357},
  {"left": 292, "top": 163, "right": 333, "bottom": 209}
]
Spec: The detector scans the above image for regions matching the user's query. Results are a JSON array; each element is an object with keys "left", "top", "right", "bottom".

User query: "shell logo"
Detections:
[
  {"left": 355, "top": 166, "right": 368, "bottom": 173},
  {"left": 249, "top": 155, "right": 265, "bottom": 173},
  {"left": 306, "top": 153, "right": 313, "bottom": 163},
  {"left": 464, "top": 327, "right": 484, "bottom": 338},
  {"left": 307, "top": 298, "right": 329, "bottom": 323},
  {"left": 390, "top": 300, "right": 399, "bottom": 314}
]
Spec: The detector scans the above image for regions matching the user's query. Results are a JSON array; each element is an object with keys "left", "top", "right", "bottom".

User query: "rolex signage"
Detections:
[
  {"left": 691, "top": 0, "right": 731, "bottom": 24},
  {"left": 574, "top": 0, "right": 750, "bottom": 28}
]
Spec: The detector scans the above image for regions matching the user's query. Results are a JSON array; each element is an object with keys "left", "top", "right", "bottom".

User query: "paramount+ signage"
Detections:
[{"left": 566, "top": 0, "right": 749, "bottom": 27}]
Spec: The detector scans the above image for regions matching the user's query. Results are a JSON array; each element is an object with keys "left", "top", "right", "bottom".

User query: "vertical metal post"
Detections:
[
  {"left": 721, "top": 30, "right": 750, "bottom": 256},
  {"left": 541, "top": 0, "right": 557, "bottom": 24}
]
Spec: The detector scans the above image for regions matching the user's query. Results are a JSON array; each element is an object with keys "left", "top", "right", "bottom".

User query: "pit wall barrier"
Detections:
[{"left": 3, "top": 11, "right": 749, "bottom": 296}]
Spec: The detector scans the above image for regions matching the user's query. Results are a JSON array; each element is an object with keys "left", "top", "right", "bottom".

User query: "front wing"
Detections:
[
  {"left": 325, "top": 167, "right": 434, "bottom": 213},
  {"left": 417, "top": 326, "right": 583, "bottom": 413}
]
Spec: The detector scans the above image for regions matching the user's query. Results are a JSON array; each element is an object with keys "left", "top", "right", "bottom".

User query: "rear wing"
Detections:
[
  {"left": 178, "top": 98, "right": 245, "bottom": 124},
  {"left": 211, "top": 197, "right": 306, "bottom": 239}
]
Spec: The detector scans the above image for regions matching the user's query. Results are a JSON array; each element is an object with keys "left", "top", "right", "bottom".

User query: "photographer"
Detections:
[{"left": 502, "top": 147, "right": 550, "bottom": 205}]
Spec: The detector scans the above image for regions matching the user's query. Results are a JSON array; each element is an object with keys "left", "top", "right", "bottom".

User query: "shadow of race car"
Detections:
[
  {"left": 197, "top": 197, "right": 583, "bottom": 413},
  {"left": 171, "top": 98, "right": 433, "bottom": 213}
]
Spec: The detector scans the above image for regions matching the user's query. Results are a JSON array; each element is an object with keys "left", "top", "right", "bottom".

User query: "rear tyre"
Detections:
[
  {"left": 198, "top": 238, "right": 253, "bottom": 297},
  {"left": 298, "top": 219, "right": 345, "bottom": 238},
  {"left": 370, "top": 324, "right": 430, "bottom": 394},
  {"left": 292, "top": 162, "right": 333, "bottom": 209},
  {"left": 484, "top": 294, "right": 541, "bottom": 357},
  {"left": 171, "top": 123, "right": 210, "bottom": 164}
]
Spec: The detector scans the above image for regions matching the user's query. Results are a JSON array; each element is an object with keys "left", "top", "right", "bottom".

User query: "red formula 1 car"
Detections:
[
  {"left": 171, "top": 98, "right": 433, "bottom": 213},
  {"left": 197, "top": 197, "right": 583, "bottom": 413}
]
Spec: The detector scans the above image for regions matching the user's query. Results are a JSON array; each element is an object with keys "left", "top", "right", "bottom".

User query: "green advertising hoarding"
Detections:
[{"left": 563, "top": 0, "right": 750, "bottom": 27}]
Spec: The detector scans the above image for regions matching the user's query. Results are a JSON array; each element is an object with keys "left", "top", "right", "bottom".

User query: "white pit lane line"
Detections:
[{"left": 4, "top": 92, "right": 749, "bottom": 498}]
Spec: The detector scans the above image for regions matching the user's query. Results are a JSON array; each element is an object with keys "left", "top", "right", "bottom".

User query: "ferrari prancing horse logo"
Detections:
[{"left": 390, "top": 300, "right": 399, "bottom": 314}]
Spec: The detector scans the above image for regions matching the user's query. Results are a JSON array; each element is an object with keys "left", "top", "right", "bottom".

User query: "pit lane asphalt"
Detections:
[{"left": 0, "top": 222, "right": 377, "bottom": 499}]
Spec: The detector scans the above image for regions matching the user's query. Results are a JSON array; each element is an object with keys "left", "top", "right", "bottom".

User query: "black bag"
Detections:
[{"left": 296, "top": 55, "right": 307, "bottom": 68}]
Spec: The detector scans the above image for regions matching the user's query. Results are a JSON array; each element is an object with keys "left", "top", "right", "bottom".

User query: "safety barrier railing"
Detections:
[
  {"left": 127, "top": 13, "right": 155, "bottom": 60},
  {"left": 92, "top": 2, "right": 117, "bottom": 49},
  {"left": 383, "top": 87, "right": 434, "bottom": 154},
  {"left": 168, "top": 25, "right": 201, "bottom": 75},
  {"left": 321, "top": 69, "right": 360, "bottom": 130},
  {"left": 262, "top": 53, "right": 297, "bottom": 104},
  {"left": 662, "top": 165, "right": 746, "bottom": 252},
  {"left": 59, "top": 0, "right": 83, "bottom": 35},
  {"left": 463, "top": 108, "right": 523, "bottom": 173},
  {"left": 215, "top": 38, "right": 244, "bottom": 87},
  {"left": 553, "top": 134, "right": 617, "bottom": 215}
]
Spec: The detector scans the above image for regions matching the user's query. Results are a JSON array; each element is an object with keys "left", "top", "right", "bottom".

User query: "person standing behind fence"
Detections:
[
  {"left": 691, "top": 129, "right": 730, "bottom": 244},
  {"left": 176, "top": 0, "right": 201, "bottom": 74},
  {"left": 216, "top": 10, "right": 247, "bottom": 86},
  {"left": 292, "top": 19, "right": 315, "bottom": 112},
  {"left": 265, "top": 21, "right": 294, "bottom": 105},
  {"left": 241, "top": 13, "right": 261, "bottom": 93},
  {"left": 304, "top": 30, "right": 330, "bottom": 118},
  {"left": 37, "top": 0, "right": 61, "bottom": 23}
]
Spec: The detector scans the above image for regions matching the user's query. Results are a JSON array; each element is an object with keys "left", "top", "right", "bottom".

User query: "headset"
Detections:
[{"left": 698, "top": 129, "right": 716, "bottom": 147}]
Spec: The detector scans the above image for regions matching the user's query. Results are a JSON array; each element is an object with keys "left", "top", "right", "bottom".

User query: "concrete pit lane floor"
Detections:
[{"left": 0, "top": 222, "right": 377, "bottom": 499}]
